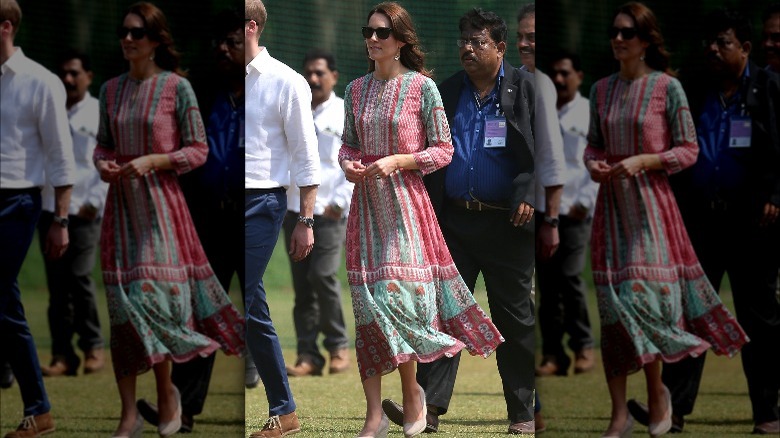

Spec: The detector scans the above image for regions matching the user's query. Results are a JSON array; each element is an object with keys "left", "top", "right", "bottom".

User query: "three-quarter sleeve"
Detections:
[
  {"left": 168, "top": 78, "right": 208, "bottom": 175},
  {"left": 413, "top": 78, "right": 453, "bottom": 176},
  {"left": 658, "top": 77, "right": 699, "bottom": 174},
  {"left": 339, "top": 82, "right": 363, "bottom": 164},
  {"left": 584, "top": 80, "right": 606, "bottom": 163}
]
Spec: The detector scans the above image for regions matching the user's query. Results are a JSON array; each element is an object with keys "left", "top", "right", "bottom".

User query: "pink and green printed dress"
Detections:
[
  {"left": 94, "top": 72, "right": 245, "bottom": 379},
  {"left": 585, "top": 71, "right": 748, "bottom": 377},
  {"left": 338, "top": 71, "right": 504, "bottom": 380}
]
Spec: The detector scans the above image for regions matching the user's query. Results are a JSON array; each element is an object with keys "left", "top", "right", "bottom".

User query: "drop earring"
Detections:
[{"left": 393, "top": 50, "right": 400, "bottom": 61}]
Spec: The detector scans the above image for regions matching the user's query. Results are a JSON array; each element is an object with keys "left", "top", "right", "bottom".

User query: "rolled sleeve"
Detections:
[{"left": 40, "top": 78, "right": 75, "bottom": 187}]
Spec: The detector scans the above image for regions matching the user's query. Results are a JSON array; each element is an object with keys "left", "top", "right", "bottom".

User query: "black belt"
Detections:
[
  {"left": 448, "top": 198, "right": 510, "bottom": 212},
  {"left": 0, "top": 187, "right": 41, "bottom": 196},
  {"left": 245, "top": 187, "right": 286, "bottom": 195}
]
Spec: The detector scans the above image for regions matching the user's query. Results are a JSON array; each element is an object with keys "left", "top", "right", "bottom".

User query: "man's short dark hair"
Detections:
[
  {"left": 459, "top": 8, "right": 507, "bottom": 44},
  {"left": 517, "top": 3, "right": 534, "bottom": 23},
  {"left": 705, "top": 8, "right": 752, "bottom": 46},
  {"left": 764, "top": 3, "right": 780, "bottom": 23},
  {"left": 303, "top": 48, "right": 337, "bottom": 72},
  {"left": 213, "top": 7, "right": 244, "bottom": 38},
  {"left": 549, "top": 50, "right": 582, "bottom": 72},
  {"left": 56, "top": 48, "right": 92, "bottom": 72}
]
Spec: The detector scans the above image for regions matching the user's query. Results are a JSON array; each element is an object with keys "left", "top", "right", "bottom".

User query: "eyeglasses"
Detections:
[
  {"left": 212, "top": 37, "right": 244, "bottom": 49},
  {"left": 457, "top": 38, "right": 495, "bottom": 50},
  {"left": 116, "top": 26, "right": 148, "bottom": 40},
  {"left": 362, "top": 26, "right": 393, "bottom": 40},
  {"left": 608, "top": 26, "right": 638, "bottom": 40},
  {"left": 702, "top": 37, "right": 736, "bottom": 48}
]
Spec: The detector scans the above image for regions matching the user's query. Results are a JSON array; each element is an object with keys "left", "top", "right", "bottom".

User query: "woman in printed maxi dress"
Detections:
[
  {"left": 584, "top": 3, "right": 747, "bottom": 437},
  {"left": 93, "top": 3, "right": 244, "bottom": 437},
  {"left": 338, "top": 3, "right": 503, "bottom": 438}
]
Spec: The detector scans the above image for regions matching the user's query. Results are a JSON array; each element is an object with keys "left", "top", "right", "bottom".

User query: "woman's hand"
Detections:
[
  {"left": 610, "top": 156, "right": 646, "bottom": 179},
  {"left": 341, "top": 159, "right": 366, "bottom": 183},
  {"left": 97, "top": 159, "right": 121, "bottom": 183},
  {"left": 363, "top": 155, "right": 400, "bottom": 180},
  {"left": 120, "top": 156, "right": 156, "bottom": 179},
  {"left": 586, "top": 159, "right": 612, "bottom": 183}
]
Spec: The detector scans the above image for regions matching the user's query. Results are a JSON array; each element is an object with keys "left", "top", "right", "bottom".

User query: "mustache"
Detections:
[
  {"left": 554, "top": 83, "right": 566, "bottom": 91},
  {"left": 461, "top": 53, "right": 477, "bottom": 62},
  {"left": 309, "top": 83, "right": 322, "bottom": 90}
]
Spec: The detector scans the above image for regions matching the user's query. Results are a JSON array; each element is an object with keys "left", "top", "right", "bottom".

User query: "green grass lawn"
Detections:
[{"left": 2, "top": 234, "right": 758, "bottom": 437}]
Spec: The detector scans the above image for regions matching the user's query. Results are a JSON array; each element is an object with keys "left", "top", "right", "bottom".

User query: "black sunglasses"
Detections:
[
  {"left": 608, "top": 26, "right": 638, "bottom": 40},
  {"left": 117, "top": 26, "right": 148, "bottom": 40},
  {"left": 362, "top": 26, "right": 393, "bottom": 40}
]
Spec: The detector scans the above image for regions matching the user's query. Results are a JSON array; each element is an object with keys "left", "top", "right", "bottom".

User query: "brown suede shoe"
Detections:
[
  {"left": 535, "top": 355, "right": 569, "bottom": 377},
  {"left": 285, "top": 357, "right": 322, "bottom": 377},
  {"left": 83, "top": 348, "right": 105, "bottom": 374},
  {"left": 753, "top": 420, "right": 780, "bottom": 434},
  {"left": 4, "top": 412, "right": 55, "bottom": 438},
  {"left": 508, "top": 420, "right": 535, "bottom": 435},
  {"left": 249, "top": 412, "right": 300, "bottom": 438},
  {"left": 328, "top": 348, "right": 351, "bottom": 374},
  {"left": 573, "top": 348, "right": 595, "bottom": 374},
  {"left": 41, "top": 356, "right": 78, "bottom": 377}
]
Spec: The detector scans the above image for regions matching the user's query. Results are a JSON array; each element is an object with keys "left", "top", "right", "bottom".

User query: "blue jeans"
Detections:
[
  {"left": 244, "top": 190, "right": 295, "bottom": 416},
  {"left": 0, "top": 189, "right": 51, "bottom": 416}
]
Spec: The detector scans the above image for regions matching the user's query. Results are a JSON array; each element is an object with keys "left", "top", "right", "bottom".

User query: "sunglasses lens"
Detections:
[
  {"left": 608, "top": 27, "right": 619, "bottom": 39},
  {"left": 130, "top": 28, "right": 146, "bottom": 39},
  {"left": 376, "top": 28, "right": 391, "bottom": 39},
  {"left": 361, "top": 27, "right": 373, "bottom": 38},
  {"left": 623, "top": 28, "right": 637, "bottom": 39}
]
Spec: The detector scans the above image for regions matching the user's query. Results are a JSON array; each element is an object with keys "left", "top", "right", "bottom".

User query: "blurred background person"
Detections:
[
  {"left": 283, "top": 48, "right": 354, "bottom": 378},
  {"left": 764, "top": 3, "right": 780, "bottom": 73},
  {"left": 37, "top": 49, "right": 107, "bottom": 379},
  {"left": 536, "top": 50, "right": 599, "bottom": 378},
  {"left": 1, "top": 0, "right": 75, "bottom": 435},
  {"left": 583, "top": 3, "right": 747, "bottom": 437},
  {"left": 93, "top": 3, "right": 245, "bottom": 436},
  {"left": 135, "top": 6, "right": 246, "bottom": 434}
]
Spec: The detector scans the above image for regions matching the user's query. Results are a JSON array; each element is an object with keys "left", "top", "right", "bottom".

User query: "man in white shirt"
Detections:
[
  {"left": 536, "top": 51, "right": 599, "bottom": 378},
  {"left": 244, "top": 1, "right": 319, "bottom": 437},
  {"left": 0, "top": 1, "right": 75, "bottom": 436},
  {"left": 284, "top": 49, "right": 354, "bottom": 378},
  {"left": 37, "top": 50, "right": 107, "bottom": 379}
]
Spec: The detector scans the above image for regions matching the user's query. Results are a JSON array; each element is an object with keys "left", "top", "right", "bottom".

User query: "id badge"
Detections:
[
  {"left": 728, "top": 116, "right": 751, "bottom": 148},
  {"left": 484, "top": 115, "right": 507, "bottom": 148}
]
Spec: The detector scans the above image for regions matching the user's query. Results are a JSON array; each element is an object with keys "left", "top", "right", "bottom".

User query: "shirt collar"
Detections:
[
  {"left": 462, "top": 60, "right": 506, "bottom": 92},
  {"left": 68, "top": 92, "right": 92, "bottom": 115},
  {"left": 246, "top": 47, "right": 269, "bottom": 76},
  {"left": 558, "top": 91, "right": 582, "bottom": 113},
  {"left": 1, "top": 47, "right": 25, "bottom": 75}
]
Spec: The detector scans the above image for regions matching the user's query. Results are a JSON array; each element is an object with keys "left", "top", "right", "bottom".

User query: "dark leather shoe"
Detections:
[
  {"left": 0, "top": 360, "right": 14, "bottom": 389},
  {"left": 573, "top": 348, "right": 596, "bottom": 374},
  {"left": 535, "top": 355, "right": 569, "bottom": 377},
  {"left": 136, "top": 398, "right": 194, "bottom": 433},
  {"left": 753, "top": 420, "right": 779, "bottom": 434},
  {"left": 509, "top": 421, "right": 535, "bottom": 435},
  {"left": 535, "top": 412, "right": 546, "bottom": 433},
  {"left": 627, "top": 399, "right": 684, "bottom": 433},
  {"left": 41, "top": 356, "right": 79, "bottom": 377},
  {"left": 381, "top": 399, "right": 438, "bottom": 433},
  {"left": 245, "top": 364, "right": 260, "bottom": 389}
]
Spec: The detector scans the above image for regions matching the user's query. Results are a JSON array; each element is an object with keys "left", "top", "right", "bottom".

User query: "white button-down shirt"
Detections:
[
  {"left": 532, "top": 69, "right": 565, "bottom": 212},
  {"left": 245, "top": 48, "right": 319, "bottom": 190},
  {"left": 558, "top": 92, "right": 599, "bottom": 217},
  {"left": 287, "top": 92, "right": 354, "bottom": 217},
  {"left": 1, "top": 48, "right": 75, "bottom": 189},
  {"left": 41, "top": 93, "right": 108, "bottom": 216}
]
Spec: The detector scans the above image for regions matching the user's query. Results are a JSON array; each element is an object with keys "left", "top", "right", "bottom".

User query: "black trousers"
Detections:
[
  {"left": 171, "top": 201, "right": 244, "bottom": 417},
  {"left": 536, "top": 215, "right": 594, "bottom": 361},
  {"left": 417, "top": 206, "right": 536, "bottom": 423},
  {"left": 662, "top": 203, "right": 780, "bottom": 424},
  {"left": 37, "top": 211, "right": 103, "bottom": 361}
]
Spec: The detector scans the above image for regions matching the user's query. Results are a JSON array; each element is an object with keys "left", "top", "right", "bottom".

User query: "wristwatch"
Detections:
[
  {"left": 543, "top": 215, "right": 559, "bottom": 228},
  {"left": 297, "top": 215, "right": 315, "bottom": 228},
  {"left": 52, "top": 215, "right": 70, "bottom": 228}
]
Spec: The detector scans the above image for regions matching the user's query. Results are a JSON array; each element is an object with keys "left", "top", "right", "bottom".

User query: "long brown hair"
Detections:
[
  {"left": 614, "top": 2, "right": 673, "bottom": 75},
  {"left": 366, "top": 2, "right": 431, "bottom": 78},
  {"left": 125, "top": 2, "right": 185, "bottom": 76}
]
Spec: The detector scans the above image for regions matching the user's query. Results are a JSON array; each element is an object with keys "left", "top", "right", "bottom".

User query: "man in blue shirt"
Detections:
[
  {"left": 630, "top": 8, "right": 780, "bottom": 435},
  {"left": 382, "top": 8, "right": 537, "bottom": 435},
  {"left": 134, "top": 8, "right": 246, "bottom": 433}
]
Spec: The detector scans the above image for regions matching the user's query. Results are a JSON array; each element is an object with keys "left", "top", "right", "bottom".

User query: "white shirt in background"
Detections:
[{"left": 557, "top": 92, "right": 599, "bottom": 217}]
